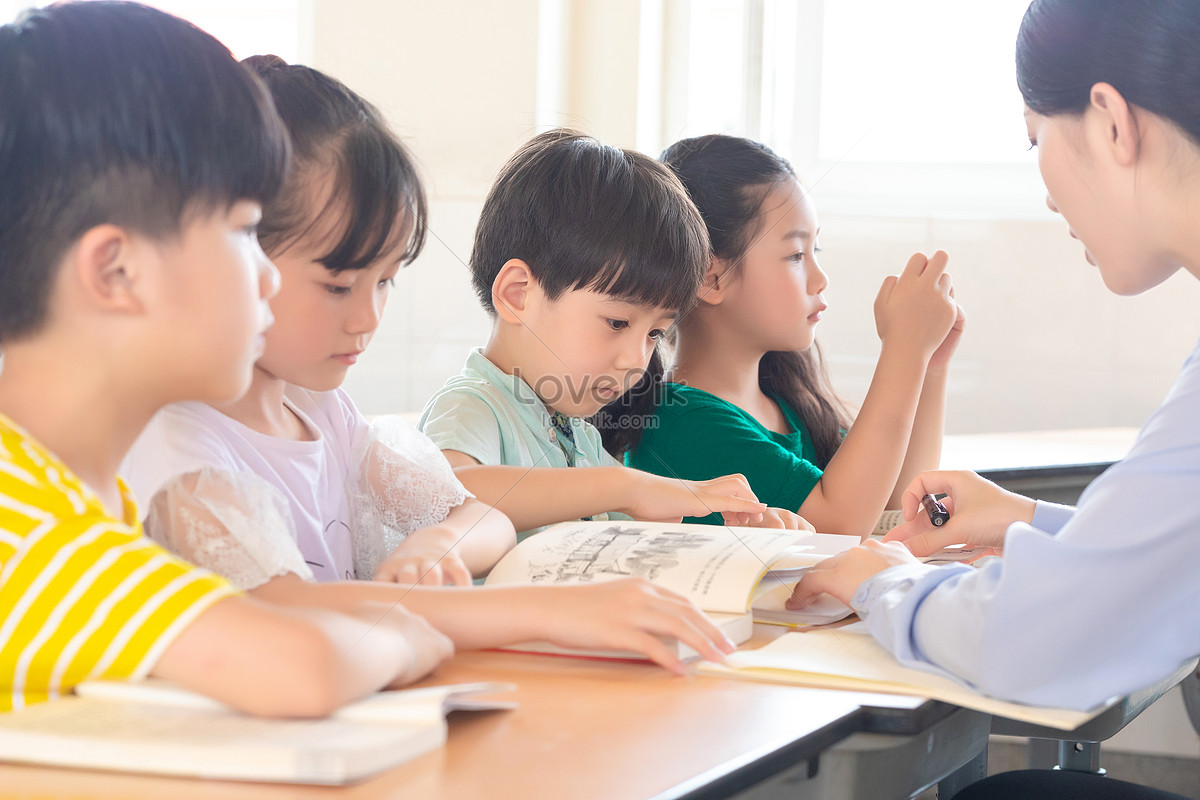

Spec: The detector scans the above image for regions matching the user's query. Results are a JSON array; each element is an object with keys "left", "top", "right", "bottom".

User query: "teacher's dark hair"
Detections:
[{"left": 1017, "top": 0, "right": 1200, "bottom": 146}]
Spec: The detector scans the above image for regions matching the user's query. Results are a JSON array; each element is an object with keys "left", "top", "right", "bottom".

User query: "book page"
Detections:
[
  {"left": 699, "top": 629, "right": 1110, "bottom": 729},
  {"left": 484, "top": 520, "right": 806, "bottom": 614}
]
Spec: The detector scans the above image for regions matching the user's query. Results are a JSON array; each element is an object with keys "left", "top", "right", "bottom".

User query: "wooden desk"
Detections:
[
  {"left": 941, "top": 427, "right": 1139, "bottom": 504},
  {"left": 0, "top": 644, "right": 989, "bottom": 800}
]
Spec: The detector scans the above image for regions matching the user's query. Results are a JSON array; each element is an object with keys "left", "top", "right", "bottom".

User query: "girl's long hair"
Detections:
[{"left": 597, "top": 134, "right": 851, "bottom": 465}]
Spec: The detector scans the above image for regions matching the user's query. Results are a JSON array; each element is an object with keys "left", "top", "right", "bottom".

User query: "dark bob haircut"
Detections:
[
  {"left": 1017, "top": 0, "right": 1200, "bottom": 147},
  {"left": 469, "top": 129, "right": 709, "bottom": 315},
  {"left": 0, "top": 1, "right": 290, "bottom": 343},
  {"left": 244, "top": 55, "right": 427, "bottom": 272}
]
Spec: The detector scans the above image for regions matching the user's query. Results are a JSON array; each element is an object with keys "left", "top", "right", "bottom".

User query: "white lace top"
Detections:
[{"left": 122, "top": 389, "right": 470, "bottom": 589}]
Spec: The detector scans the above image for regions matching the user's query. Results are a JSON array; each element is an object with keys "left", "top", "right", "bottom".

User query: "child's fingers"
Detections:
[
  {"left": 875, "top": 274, "right": 899, "bottom": 305},
  {"left": 722, "top": 508, "right": 765, "bottom": 527},
  {"left": 634, "top": 596, "right": 736, "bottom": 664},
  {"left": 921, "top": 250, "right": 950, "bottom": 281},
  {"left": 667, "top": 597, "right": 738, "bottom": 655},
  {"left": 374, "top": 560, "right": 409, "bottom": 583},
  {"left": 394, "top": 561, "right": 423, "bottom": 585},
  {"left": 758, "top": 510, "right": 786, "bottom": 529},
  {"left": 442, "top": 558, "right": 474, "bottom": 587},
  {"left": 936, "top": 270, "right": 953, "bottom": 296},
  {"left": 764, "top": 508, "right": 814, "bottom": 531},
  {"left": 417, "top": 562, "right": 444, "bottom": 586},
  {"left": 709, "top": 473, "right": 759, "bottom": 501},
  {"left": 899, "top": 251, "right": 929, "bottom": 280},
  {"left": 622, "top": 631, "right": 688, "bottom": 675},
  {"left": 714, "top": 495, "right": 768, "bottom": 515}
]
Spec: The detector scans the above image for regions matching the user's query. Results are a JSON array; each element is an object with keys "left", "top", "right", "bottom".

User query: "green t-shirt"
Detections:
[{"left": 626, "top": 383, "right": 824, "bottom": 525}]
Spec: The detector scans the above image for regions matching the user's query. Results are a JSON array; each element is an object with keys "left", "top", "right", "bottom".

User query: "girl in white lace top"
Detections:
[{"left": 120, "top": 56, "right": 735, "bottom": 673}]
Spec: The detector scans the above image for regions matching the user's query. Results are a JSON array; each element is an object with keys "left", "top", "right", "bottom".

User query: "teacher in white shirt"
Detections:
[{"left": 792, "top": 1, "right": 1200, "bottom": 797}]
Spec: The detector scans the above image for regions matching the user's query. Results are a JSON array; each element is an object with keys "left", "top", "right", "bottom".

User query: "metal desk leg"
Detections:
[
  {"left": 1029, "top": 738, "right": 1106, "bottom": 775},
  {"left": 1182, "top": 666, "right": 1200, "bottom": 737},
  {"left": 1055, "top": 740, "right": 1105, "bottom": 775},
  {"left": 936, "top": 745, "right": 988, "bottom": 799}
]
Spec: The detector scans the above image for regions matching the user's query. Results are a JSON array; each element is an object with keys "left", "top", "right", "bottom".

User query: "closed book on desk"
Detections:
[
  {"left": 483, "top": 519, "right": 859, "bottom": 661},
  {"left": 0, "top": 679, "right": 515, "bottom": 784},
  {"left": 699, "top": 627, "right": 1112, "bottom": 730}
]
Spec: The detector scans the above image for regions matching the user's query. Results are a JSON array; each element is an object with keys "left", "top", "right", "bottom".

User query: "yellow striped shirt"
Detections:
[{"left": 0, "top": 413, "right": 238, "bottom": 711}]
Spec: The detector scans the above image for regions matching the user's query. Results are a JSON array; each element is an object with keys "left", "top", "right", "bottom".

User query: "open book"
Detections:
[
  {"left": 482, "top": 519, "right": 860, "bottom": 661},
  {"left": 698, "top": 625, "right": 1111, "bottom": 730},
  {"left": 0, "top": 679, "right": 515, "bottom": 784}
]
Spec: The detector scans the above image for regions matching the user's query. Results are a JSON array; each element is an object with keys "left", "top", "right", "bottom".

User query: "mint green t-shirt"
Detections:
[
  {"left": 418, "top": 348, "right": 628, "bottom": 540},
  {"left": 626, "top": 383, "right": 824, "bottom": 525}
]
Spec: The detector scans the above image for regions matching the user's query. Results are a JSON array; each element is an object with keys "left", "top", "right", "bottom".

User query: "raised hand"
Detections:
[{"left": 874, "top": 250, "right": 958, "bottom": 361}]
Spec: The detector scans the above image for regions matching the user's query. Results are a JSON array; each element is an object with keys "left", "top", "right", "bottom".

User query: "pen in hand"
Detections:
[{"left": 921, "top": 493, "right": 950, "bottom": 527}]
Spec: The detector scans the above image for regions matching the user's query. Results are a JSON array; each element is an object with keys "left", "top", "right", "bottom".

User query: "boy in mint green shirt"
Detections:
[{"left": 419, "top": 130, "right": 808, "bottom": 539}]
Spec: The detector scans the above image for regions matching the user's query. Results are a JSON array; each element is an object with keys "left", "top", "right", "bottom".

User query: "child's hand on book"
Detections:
[
  {"left": 882, "top": 470, "right": 1036, "bottom": 557},
  {"left": 375, "top": 527, "right": 474, "bottom": 586},
  {"left": 741, "top": 507, "right": 815, "bottom": 531},
  {"left": 624, "top": 471, "right": 767, "bottom": 524},
  {"left": 533, "top": 579, "right": 738, "bottom": 674},
  {"left": 787, "top": 539, "right": 918, "bottom": 607}
]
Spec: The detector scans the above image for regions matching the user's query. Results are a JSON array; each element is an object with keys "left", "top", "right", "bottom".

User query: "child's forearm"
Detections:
[
  {"left": 891, "top": 368, "right": 948, "bottom": 507},
  {"left": 452, "top": 465, "right": 631, "bottom": 531},
  {"left": 438, "top": 498, "right": 517, "bottom": 573},
  {"left": 800, "top": 343, "right": 928, "bottom": 535},
  {"left": 253, "top": 575, "right": 554, "bottom": 649},
  {"left": 153, "top": 595, "right": 426, "bottom": 717}
]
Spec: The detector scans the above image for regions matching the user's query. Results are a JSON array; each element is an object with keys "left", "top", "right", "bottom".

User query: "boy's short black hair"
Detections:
[
  {"left": 469, "top": 129, "right": 709, "bottom": 315},
  {"left": 0, "top": 1, "right": 290, "bottom": 343},
  {"left": 244, "top": 55, "right": 427, "bottom": 273}
]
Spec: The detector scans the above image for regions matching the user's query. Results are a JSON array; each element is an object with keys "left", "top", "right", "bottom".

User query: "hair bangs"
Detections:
[
  {"left": 305, "top": 126, "right": 424, "bottom": 273},
  {"left": 576, "top": 241, "right": 703, "bottom": 314},
  {"left": 243, "top": 56, "right": 428, "bottom": 274}
]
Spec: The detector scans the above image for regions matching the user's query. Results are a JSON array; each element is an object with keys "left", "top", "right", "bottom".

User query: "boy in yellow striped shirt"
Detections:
[{"left": 0, "top": 2, "right": 452, "bottom": 715}]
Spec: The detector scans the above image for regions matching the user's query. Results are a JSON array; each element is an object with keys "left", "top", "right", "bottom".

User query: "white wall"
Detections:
[
  {"left": 313, "top": 0, "right": 1200, "bottom": 439},
  {"left": 311, "top": 0, "right": 540, "bottom": 414},
  {"left": 815, "top": 215, "right": 1200, "bottom": 434}
]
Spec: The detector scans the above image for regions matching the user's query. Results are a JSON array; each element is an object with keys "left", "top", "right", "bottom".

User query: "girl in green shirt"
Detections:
[{"left": 618, "top": 136, "right": 965, "bottom": 537}]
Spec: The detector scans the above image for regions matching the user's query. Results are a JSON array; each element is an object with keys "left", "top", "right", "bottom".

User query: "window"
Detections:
[{"left": 662, "top": 0, "right": 1048, "bottom": 219}]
